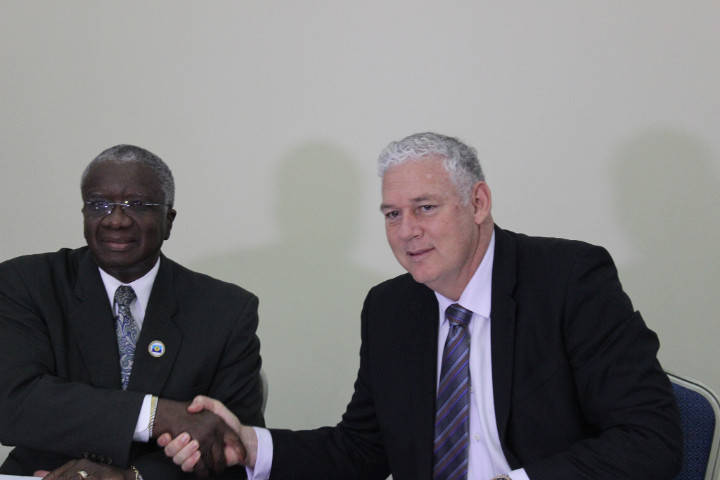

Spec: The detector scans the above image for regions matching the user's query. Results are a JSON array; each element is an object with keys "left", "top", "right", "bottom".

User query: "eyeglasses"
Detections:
[{"left": 83, "top": 200, "right": 167, "bottom": 217}]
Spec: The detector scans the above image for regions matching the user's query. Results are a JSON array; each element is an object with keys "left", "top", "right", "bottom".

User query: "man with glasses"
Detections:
[{"left": 0, "top": 145, "right": 263, "bottom": 479}]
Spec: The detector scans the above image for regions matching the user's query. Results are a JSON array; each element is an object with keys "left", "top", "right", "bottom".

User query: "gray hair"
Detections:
[
  {"left": 377, "top": 132, "right": 484, "bottom": 204},
  {"left": 80, "top": 145, "right": 175, "bottom": 207}
]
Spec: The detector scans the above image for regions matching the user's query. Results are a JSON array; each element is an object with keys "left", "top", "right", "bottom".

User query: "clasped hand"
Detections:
[
  {"left": 33, "top": 397, "right": 246, "bottom": 479},
  {"left": 152, "top": 397, "right": 246, "bottom": 476},
  {"left": 157, "top": 396, "right": 257, "bottom": 474}
]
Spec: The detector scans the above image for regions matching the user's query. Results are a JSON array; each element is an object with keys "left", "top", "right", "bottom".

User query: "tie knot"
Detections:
[
  {"left": 446, "top": 303, "right": 472, "bottom": 328},
  {"left": 114, "top": 285, "right": 137, "bottom": 308}
]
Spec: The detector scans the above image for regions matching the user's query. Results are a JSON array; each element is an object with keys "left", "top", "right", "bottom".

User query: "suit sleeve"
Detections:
[
  {"left": 269, "top": 293, "right": 390, "bottom": 480},
  {"left": 203, "top": 290, "right": 264, "bottom": 428},
  {"left": 0, "top": 258, "right": 144, "bottom": 467},
  {"left": 522, "top": 246, "right": 683, "bottom": 479}
]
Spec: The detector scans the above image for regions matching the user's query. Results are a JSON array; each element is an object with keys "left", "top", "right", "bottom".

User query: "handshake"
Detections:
[
  {"left": 156, "top": 396, "right": 256, "bottom": 476},
  {"left": 35, "top": 397, "right": 254, "bottom": 480}
]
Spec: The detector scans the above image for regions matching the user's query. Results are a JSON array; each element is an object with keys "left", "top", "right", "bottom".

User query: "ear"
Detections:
[
  {"left": 471, "top": 181, "right": 492, "bottom": 225},
  {"left": 164, "top": 208, "right": 177, "bottom": 240}
]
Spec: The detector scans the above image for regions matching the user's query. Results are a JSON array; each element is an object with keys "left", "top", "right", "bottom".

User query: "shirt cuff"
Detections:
[
  {"left": 133, "top": 394, "right": 153, "bottom": 442},
  {"left": 245, "top": 427, "right": 273, "bottom": 480},
  {"left": 507, "top": 468, "right": 530, "bottom": 480}
]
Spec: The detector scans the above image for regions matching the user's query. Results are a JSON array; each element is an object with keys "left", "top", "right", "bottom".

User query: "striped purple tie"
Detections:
[{"left": 434, "top": 303, "right": 473, "bottom": 480}]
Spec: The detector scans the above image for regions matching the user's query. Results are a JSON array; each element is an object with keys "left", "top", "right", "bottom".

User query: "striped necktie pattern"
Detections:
[{"left": 433, "top": 303, "right": 473, "bottom": 480}]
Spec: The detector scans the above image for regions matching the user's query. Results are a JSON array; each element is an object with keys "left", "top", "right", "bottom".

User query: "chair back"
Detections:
[
  {"left": 260, "top": 368, "right": 269, "bottom": 415},
  {"left": 667, "top": 371, "right": 720, "bottom": 480}
]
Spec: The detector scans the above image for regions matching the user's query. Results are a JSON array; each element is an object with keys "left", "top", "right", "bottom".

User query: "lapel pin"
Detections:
[{"left": 148, "top": 340, "right": 165, "bottom": 358}]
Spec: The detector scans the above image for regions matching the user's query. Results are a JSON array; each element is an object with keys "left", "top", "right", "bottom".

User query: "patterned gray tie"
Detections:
[
  {"left": 434, "top": 303, "right": 473, "bottom": 480},
  {"left": 114, "top": 285, "right": 139, "bottom": 390}
]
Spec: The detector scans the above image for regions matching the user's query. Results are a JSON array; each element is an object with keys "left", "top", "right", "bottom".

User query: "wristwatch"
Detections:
[{"left": 491, "top": 475, "right": 511, "bottom": 480}]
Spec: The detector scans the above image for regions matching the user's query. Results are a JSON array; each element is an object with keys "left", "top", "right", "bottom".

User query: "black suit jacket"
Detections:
[
  {"left": 270, "top": 226, "right": 682, "bottom": 479},
  {"left": 0, "top": 247, "right": 264, "bottom": 478}
]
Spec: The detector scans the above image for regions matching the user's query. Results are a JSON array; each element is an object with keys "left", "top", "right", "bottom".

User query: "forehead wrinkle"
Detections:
[
  {"left": 380, "top": 194, "right": 442, "bottom": 211},
  {"left": 411, "top": 194, "right": 439, "bottom": 203}
]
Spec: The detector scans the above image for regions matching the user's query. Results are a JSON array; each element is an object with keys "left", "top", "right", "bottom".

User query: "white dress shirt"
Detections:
[
  {"left": 99, "top": 258, "right": 160, "bottom": 442},
  {"left": 434, "top": 233, "right": 529, "bottom": 480}
]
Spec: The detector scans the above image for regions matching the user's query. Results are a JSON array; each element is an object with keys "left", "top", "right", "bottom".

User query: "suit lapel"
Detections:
[
  {"left": 127, "top": 256, "right": 182, "bottom": 395},
  {"left": 409, "top": 285, "right": 440, "bottom": 480},
  {"left": 70, "top": 250, "right": 123, "bottom": 388},
  {"left": 489, "top": 226, "right": 519, "bottom": 466}
]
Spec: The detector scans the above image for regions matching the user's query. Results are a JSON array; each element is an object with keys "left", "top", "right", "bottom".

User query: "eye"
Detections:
[
  {"left": 126, "top": 200, "right": 148, "bottom": 210},
  {"left": 124, "top": 200, "right": 161, "bottom": 214},
  {"left": 419, "top": 204, "right": 436, "bottom": 212},
  {"left": 85, "top": 200, "right": 109, "bottom": 212},
  {"left": 384, "top": 210, "right": 400, "bottom": 219}
]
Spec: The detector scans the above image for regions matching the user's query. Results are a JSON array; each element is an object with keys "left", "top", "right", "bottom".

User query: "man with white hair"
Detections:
[{"left": 164, "top": 132, "right": 682, "bottom": 479}]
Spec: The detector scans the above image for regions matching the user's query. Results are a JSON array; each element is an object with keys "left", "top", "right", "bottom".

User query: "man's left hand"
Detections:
[{"left": 35, "top": 459, "right": 135, "bottom": 480}]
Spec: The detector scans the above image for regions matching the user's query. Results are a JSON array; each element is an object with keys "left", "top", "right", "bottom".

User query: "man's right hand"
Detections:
[
  {"left": 157, "top": 396, "right": 259, "bottom": 472},
  {"left": 152, "top": 398, "right": 245, "bottom": 476}
]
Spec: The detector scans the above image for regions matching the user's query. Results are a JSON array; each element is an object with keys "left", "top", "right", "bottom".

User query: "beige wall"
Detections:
[{"left": 1, "top": 0, "right": 719, "bottom": 462}]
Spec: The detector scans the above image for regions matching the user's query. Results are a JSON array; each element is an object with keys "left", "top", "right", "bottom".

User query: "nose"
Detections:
[{"left": 397, "top": 212, "right": 420, "bottom": 241}]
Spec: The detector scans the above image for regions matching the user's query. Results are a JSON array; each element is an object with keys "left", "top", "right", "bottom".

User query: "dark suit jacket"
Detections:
[
  {"left": 0, "top": 247, "right": 264, "bottom": 478},
  {"left": 270, "top": 226, "right": 682, "bottom": 479}
]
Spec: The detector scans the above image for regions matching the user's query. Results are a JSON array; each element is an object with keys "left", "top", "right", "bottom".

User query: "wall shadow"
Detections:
[
  {"left": 192, "top": 141, "right": 386, "bottom": 429},
  {"left": 611, "top": 128, "right": 720, "bottom": 390}
]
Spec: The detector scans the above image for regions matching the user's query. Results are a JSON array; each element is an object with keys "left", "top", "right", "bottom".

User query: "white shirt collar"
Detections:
[
  {"left": 435, "top": 230, "right": 495, "bottom": 321},
  {"left": 99, "top": 257, "right": 161, "bottom": 315}
]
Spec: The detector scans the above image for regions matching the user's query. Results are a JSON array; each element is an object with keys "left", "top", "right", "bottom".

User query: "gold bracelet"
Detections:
[
  {"left": 148, "top": 395, "right": 158, "bottom": 437},
  {"left": 130, "top": 465, "right": 142, "bottom": 480}
]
